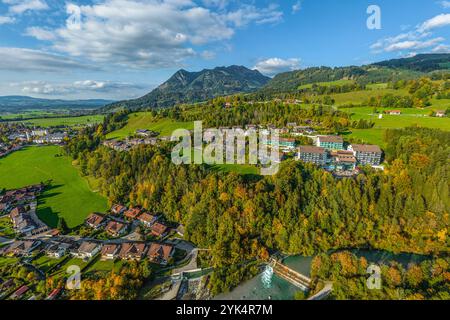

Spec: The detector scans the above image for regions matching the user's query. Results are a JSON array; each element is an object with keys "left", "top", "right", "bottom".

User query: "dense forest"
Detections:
[
  {"left": 64, "top": 124, "right": 449, "bottom": 295},
  {"left": 311, "top": 251, "right": 449, "bottom": 300}
]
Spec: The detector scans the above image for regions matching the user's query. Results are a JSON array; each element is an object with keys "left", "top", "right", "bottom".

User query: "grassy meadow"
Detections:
[
  {"left": 342, "top": 105, "right": 450, "bottom": 146},
  {"left": 0, "top": 146, "right": 107, "bottom": 228},
  {"left": 10, "top": 114, "right": 105, "bottom": 128},
  {"left": 106, "top": 112, "right": 194, "bottom": 139}
]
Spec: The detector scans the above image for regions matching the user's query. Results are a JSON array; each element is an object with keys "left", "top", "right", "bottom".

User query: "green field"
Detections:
[
  {"left": 0, "top": 146, "right": 107, "bottom": 228},
  {"left": 10, "top": 114, "right": 105, "bottom": 128},
  {"left": 342, "top": 106, "right": 450, "bottom": 146},
  {"left": 106, "top": 112, "right": 194, "bottom": 139},
  {"left": 299, "top": 79, "right": 355, "bottom": 89},
  {"left": 0, "top": 216, "right": 15, "bottom": 238},
  {"left": 331, "top": 88, "right": 410, "bottom": 105}
]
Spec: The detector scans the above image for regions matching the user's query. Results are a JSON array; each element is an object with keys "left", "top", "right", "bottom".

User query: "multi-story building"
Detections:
[
  {"left": 298, "top": 146, "right": 327, "bottom": 166},
  {"left": 348, "top": 144, "right": 383, "bottom": 166},
  {"left": 317, "top": 136, "right": 344, "bottom": 150}
]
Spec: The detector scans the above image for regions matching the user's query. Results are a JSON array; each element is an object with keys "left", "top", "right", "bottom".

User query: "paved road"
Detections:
[{"left": 308, "top": 282, "right": 333, "bottom": 300}]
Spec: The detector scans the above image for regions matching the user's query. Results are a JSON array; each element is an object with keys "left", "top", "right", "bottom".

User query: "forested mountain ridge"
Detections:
[
  {"left": 259, "top": 53, "right": 450, "bottom": 95},
  {"left": 103, "top": 65, "right": 270, "bottom": 111}
]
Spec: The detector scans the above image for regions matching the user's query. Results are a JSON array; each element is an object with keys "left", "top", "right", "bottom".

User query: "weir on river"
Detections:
[{"left": 269, "top": 257, "right": 311, "bottom": 291}]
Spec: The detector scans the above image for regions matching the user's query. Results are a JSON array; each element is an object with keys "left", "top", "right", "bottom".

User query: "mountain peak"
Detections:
[{"left": 105, "top": 65, "right": 270, "bottom": 111}]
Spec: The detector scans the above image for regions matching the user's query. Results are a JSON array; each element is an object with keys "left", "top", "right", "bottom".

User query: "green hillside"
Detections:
[{"left": 0, "top": 146, "right": 108, "bottom": 228}]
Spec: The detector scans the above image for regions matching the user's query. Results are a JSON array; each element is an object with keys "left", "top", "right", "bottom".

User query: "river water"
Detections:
[{"left": 214, "top": 250, "right": 428, "bottom": 300}]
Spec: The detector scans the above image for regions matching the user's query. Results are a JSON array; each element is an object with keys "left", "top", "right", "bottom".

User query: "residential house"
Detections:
[
  {"left": 298, "top": 146, "right": 327, "bottom": 166},
  {"left": 150, "top": 222, "right": 169, "bottom": 238},
  {"left": 317, "top": 136, "right": 344, "bottom": 150},
  {"left": 85, "top": 213, "right": 106, "bottom": 230},
  {"left": 124, "top": 207, "right": 142, "bottom": 220},
  {"left": 147, "top": 243, "right": 174, "bottom": 265},
  {"left": 111, "top": 204, "right": 127, "bottom": 215},
  {"left": 118, "top": 243, "right": 147, "bottom": 261},
  {"left": 10, "top": 285, "right": 29, "bottom": 300},
  {"left": 3, "top": 240, "right": 41, "bottom": 257},
  {"left": 74, "top": 241, "right": 101, "bottom": 260},
  {"left": 105, "top": 221, "right": 128, "bottom": 237},
  {"left": 45, "top": 242, "right": 71, "bottom": 259},
  {"left": 385, "top": 110, "right": 401, "bottom": 115},
  {"left": 101, "top": 244, "right": 120, "bottom": 260},
  {"left": 436, "top": 110, "right": 446, "bottom": 118},
  {"left": 137, "top": 213, "right": 158, "bottom": 228},
  {"left": 136, "top": 129, "right": 158, "bottom": 137},
  {"left": 348, "top": 144, "right": 383, "bottom": 166}
]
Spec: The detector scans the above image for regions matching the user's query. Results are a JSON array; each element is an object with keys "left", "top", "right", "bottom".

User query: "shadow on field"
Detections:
[{"left": 36, "top": 184, "right": 64, "bottom": 228}]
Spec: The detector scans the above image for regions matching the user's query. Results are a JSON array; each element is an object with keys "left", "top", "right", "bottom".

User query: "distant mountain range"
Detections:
[
  {"left": 103, "top": 65, "right": 270, "bottom": 111},
  {"left": 103, "top": 54, "right": 449, "bottom": 112},
  {"left": 0, "top": 96, "right": 113, "bottom": 113},
  {"left": 262, "top": 54, "right": 450, "bottom": 94}
]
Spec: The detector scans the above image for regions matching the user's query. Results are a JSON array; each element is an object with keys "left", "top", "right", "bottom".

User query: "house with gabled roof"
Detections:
[
  {"left": 150, "top": 222, "right": 169, "bottom": 238},
  {"left": 101, "top": 244, "right": 120, "bottom": 260},
  {"left": 111, "top": 204, "right": 127, "bottom": 215},
  {"left": 118, "top": 242, "right": 147, "bottom": 261},
  {"left": 85, "top": 213, "right": 106, "bottom": 230},
  {"left": 3, "top": 240, "right": 41, "bottom": 257},
  {"left": 124, "top": 207, "right": 142, "bottom": 220},
  {"left": 105, "top": 221, "right": 128, "bottom": 237},
  {"left": 137, "top": 213, "right": 158, "bottom": 228},
  {"left": 147, "top": 243, "right": 174, "bottom": 265},
  {"left": 73, "top": 241, "right": 101, "bottom": 260}
]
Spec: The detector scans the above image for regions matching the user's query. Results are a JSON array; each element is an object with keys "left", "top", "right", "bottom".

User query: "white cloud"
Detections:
[
  {"left": 0, "top": 15, "right": 14, "bottom": 24},
  {"left": 292, "top": 1, "right": 302, "bottom": 14},
  {"left": 2, "top": 0, "right": 49, "bottom": 14},
  {"left": 23, "top": 0, "right": 282, "bottom": 69},
  {"left": 12, "top": 79, "right": 148, "bottom": 99},
  {"left": 439, "top": 1, "right": 450, "bottom": 9},
  {"left": 0, "top": 47, "right": 98, "bottom": 72},
  {"left": 254, "top": 57, "right": 300, "bottom": 76},
  {"left": 418, "top": 13, "right": 450, "bottom": 32},
  {"left": 25, "top": 26, "right": 55, "bottom": 41},
  {"left": 384, "top": 37, "right": 444, "bottom": 52},
  {"left": 432, "top": 43, "right": 450, "bottom": 53},
  {"left": 371, "top": 13, "right": 450, "bottom": 54}
]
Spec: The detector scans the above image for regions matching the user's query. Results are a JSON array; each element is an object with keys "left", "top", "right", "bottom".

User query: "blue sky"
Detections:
[{"left": 0, "top": 0, "right": 449, "bottom": 100}]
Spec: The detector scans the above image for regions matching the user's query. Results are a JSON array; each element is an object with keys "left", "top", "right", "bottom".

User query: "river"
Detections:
[{"left": 214, "top": 250, "right": 429, "bottom": 300}]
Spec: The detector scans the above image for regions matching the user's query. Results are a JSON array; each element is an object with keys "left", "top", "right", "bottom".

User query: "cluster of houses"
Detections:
[
  {"left": 73, "top": 241, "right": 175, "bottom": 265},
  {"left": 0, "top": 142, "right": 23, "bottom": 158},
  {"left": 85, "top": 204, "right": 171, "bottom": 239},
  {"left": 0, "top": 236, "right": 176, "bottom": 266},
  {"left": 102, "top": 130, "right": 171, "bottom": 152},
  {"left": 0, "top": 184, "right": 51, "bottom": 236},
  {"left": 6, "top": 128, "right": 68, "bottom": 145},
  {"left": 298, "top": 135, "right": 383, "bottom": 172}
]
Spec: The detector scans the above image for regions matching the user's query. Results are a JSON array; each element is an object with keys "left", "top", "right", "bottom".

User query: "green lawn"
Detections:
[
  {"left": 0, "top": 256, "right": 19, "bottom": 267},
  {"left": 0, "top": 216, "right": 15, "bottom": 238},
  {"left": 106, "top": 112, "right": 194, "bottom": 139},
  {"left": 32, "top": 255, "right": 67, "bottom": 273},
  {"left": 299, "top": 79, "right": 355, "bottom": 89},
  {"left": 10, "top": 115, "right": 105, "bottom": 128},
  {"left": 342, "top": 106, "right": 450, "bottom": 146},
  {"left": 0, "top": 146, "right": 108, "bottom": 228},
  {"left": 331, "top": 88, "right": 409, "bottom": 105},
  {"left": 85, "top": 258, "right": 124, "bottom": 274}
]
